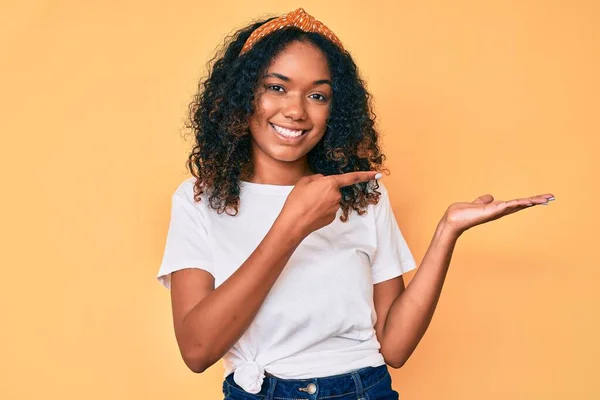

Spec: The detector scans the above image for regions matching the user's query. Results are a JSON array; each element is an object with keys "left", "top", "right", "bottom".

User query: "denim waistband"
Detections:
[{"left": 224, "top": 364, "right": 389, "bottom": 399}]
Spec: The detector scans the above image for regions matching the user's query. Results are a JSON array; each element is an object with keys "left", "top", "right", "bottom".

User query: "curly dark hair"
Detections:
[{"left": 185, "top": 15, "right": 389, "bottom": 222}]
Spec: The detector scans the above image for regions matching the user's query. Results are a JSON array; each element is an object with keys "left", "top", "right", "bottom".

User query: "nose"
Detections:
[{"left": 281, "top": 94, "right": 307, "bottom": 121}]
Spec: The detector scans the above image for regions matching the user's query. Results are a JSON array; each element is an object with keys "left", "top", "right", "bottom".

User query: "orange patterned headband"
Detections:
[{"left": 240, "top": 8, "right": 345, "bottom": 55}]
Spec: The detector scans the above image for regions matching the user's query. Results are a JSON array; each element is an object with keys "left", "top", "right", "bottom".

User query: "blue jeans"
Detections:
[{"left": 222, "top": 364, "right": 399, "bottom": 400}]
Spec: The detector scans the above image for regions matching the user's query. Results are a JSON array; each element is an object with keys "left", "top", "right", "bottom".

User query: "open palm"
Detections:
[{"left": 444, "top": 192, "right": 555, "bottom": 236}]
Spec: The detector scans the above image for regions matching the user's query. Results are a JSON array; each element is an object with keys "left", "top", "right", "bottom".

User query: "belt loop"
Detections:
[
  {"left": 266, "top": 376, "right": 277, "bottom": 400},
  {"left": 351, "top": 371, "right": 366, "bottom": 400}
]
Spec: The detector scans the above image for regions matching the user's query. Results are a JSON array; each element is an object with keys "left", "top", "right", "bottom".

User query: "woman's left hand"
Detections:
[{"left": 442, "top": 192, "right": 555, "bottom": 238}]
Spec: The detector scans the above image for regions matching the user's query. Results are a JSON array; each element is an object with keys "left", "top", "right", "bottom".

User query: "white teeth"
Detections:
[{"left": 272, "top": 124, "right": 303, "bottom": 137}]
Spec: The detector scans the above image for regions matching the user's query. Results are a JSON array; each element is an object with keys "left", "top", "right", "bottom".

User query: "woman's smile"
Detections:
[{"left": 270, "top": 122, "right": 309, "bottom": 143}]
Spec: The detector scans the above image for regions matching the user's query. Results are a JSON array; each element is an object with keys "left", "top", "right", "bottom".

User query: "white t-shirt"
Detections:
[{"left": 157, "top": 177, "right": 417, "bottom": 394}]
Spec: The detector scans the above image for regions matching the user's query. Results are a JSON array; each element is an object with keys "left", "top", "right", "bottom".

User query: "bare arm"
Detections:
[
  {"left": 169, "top": 171, "right": 380, "bottom": 373},
  {"left": 171, "top": 214, "right": 303, "bottom": 373},
  {"left": 377, "top": 192, "right": 553, "bottom": 367},
  {"left": 378, "top": 221, "right": 457, "bottom": 368}
]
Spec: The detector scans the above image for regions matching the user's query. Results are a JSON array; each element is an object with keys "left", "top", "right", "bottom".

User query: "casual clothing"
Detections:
[
  {"left": 157, "top": 178, "right": 417, "bottom": 394},
  {"left": 223, "top": 364, "right": 399, "bottom": 400}
]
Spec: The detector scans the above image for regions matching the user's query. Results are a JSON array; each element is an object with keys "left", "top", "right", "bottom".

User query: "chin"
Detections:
[
  {"left": 270, "top": 151, "right": 306, "bottom": 163},
  {"left": 262, "top": 144, "right": 309, "bottom": 161}
]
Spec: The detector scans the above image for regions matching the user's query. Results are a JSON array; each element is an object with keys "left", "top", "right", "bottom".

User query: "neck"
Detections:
[{"left": 246, "top": 154, "right": 312, "bottom": 186}]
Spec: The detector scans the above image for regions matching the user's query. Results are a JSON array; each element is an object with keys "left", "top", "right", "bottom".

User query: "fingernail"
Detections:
[
  {"left": 374, "top": 173, "right": 382, "bottom": 179},
  {"left": 547, "top": 197, "right": 555, "bottom": 201}
]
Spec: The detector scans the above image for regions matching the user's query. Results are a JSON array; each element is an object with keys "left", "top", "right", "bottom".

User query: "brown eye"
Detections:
[
  {"left": 267, "top": 85, "right": 285, "bottom": 92},
  {"left": 310, "top": 93, "right": 328, "bottom": 101}
]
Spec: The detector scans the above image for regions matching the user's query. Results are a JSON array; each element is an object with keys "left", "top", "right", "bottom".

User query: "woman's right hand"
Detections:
[{"left": 279, "top": 171, "right": 381, "bottom": 239}]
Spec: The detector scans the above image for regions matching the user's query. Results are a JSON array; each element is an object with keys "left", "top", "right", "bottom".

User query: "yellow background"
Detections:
[{"left": 1, "top": 0, "right": 598, "bottom": 399}]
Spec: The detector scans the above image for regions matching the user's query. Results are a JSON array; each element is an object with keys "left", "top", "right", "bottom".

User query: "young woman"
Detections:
[{"left": 157, "top": 8, "right": 554, "bottom": 399}]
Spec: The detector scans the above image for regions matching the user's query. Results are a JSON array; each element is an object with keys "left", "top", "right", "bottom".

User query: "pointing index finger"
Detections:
[{"left": 331, "top": 171, "right": 382, "bottom": 188}]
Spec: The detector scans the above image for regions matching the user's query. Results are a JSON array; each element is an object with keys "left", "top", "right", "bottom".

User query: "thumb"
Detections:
[
  {"left": 473, "top": 194, "right": 494, "bottom": 204},
  {"left": 303, "top": 173, "right": 324, "bottom": 182}
]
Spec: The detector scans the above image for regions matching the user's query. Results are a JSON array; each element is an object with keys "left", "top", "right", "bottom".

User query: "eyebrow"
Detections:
[{"left": 263, "top": 72, "right": 332, "bottom": 87}]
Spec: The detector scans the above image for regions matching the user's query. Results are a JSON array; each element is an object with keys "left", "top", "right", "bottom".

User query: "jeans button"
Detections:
[{"left": 299, "top": 383, "right": 317, "bottom": 394}]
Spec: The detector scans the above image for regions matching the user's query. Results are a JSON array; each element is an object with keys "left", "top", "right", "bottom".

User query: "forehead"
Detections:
[{"left": 265, "top": 41, "right": 331, "bottom": 79}]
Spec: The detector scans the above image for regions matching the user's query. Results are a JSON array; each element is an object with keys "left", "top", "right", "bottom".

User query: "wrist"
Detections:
[
  {"left": 274, "top": 212, "right": 307, "bottom": 244},
  {"left": 436, "top": 217, "right": 462, "bottom": 242}
]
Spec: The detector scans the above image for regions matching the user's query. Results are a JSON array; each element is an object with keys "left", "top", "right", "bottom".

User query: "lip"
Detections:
[
  {"left": 269, "top": 123, "right": 309, "bottom": 143},
  {"left": 270, "top": 122, "right": 310, "bottom": 131}
]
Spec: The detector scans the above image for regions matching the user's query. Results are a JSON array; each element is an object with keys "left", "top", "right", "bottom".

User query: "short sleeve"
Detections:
[
  {"left": 370, "top": 182, "right": 417, "bottom": 284},
  {"left": 156, "top": 179, "right": 214, "bottom": 289}
]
